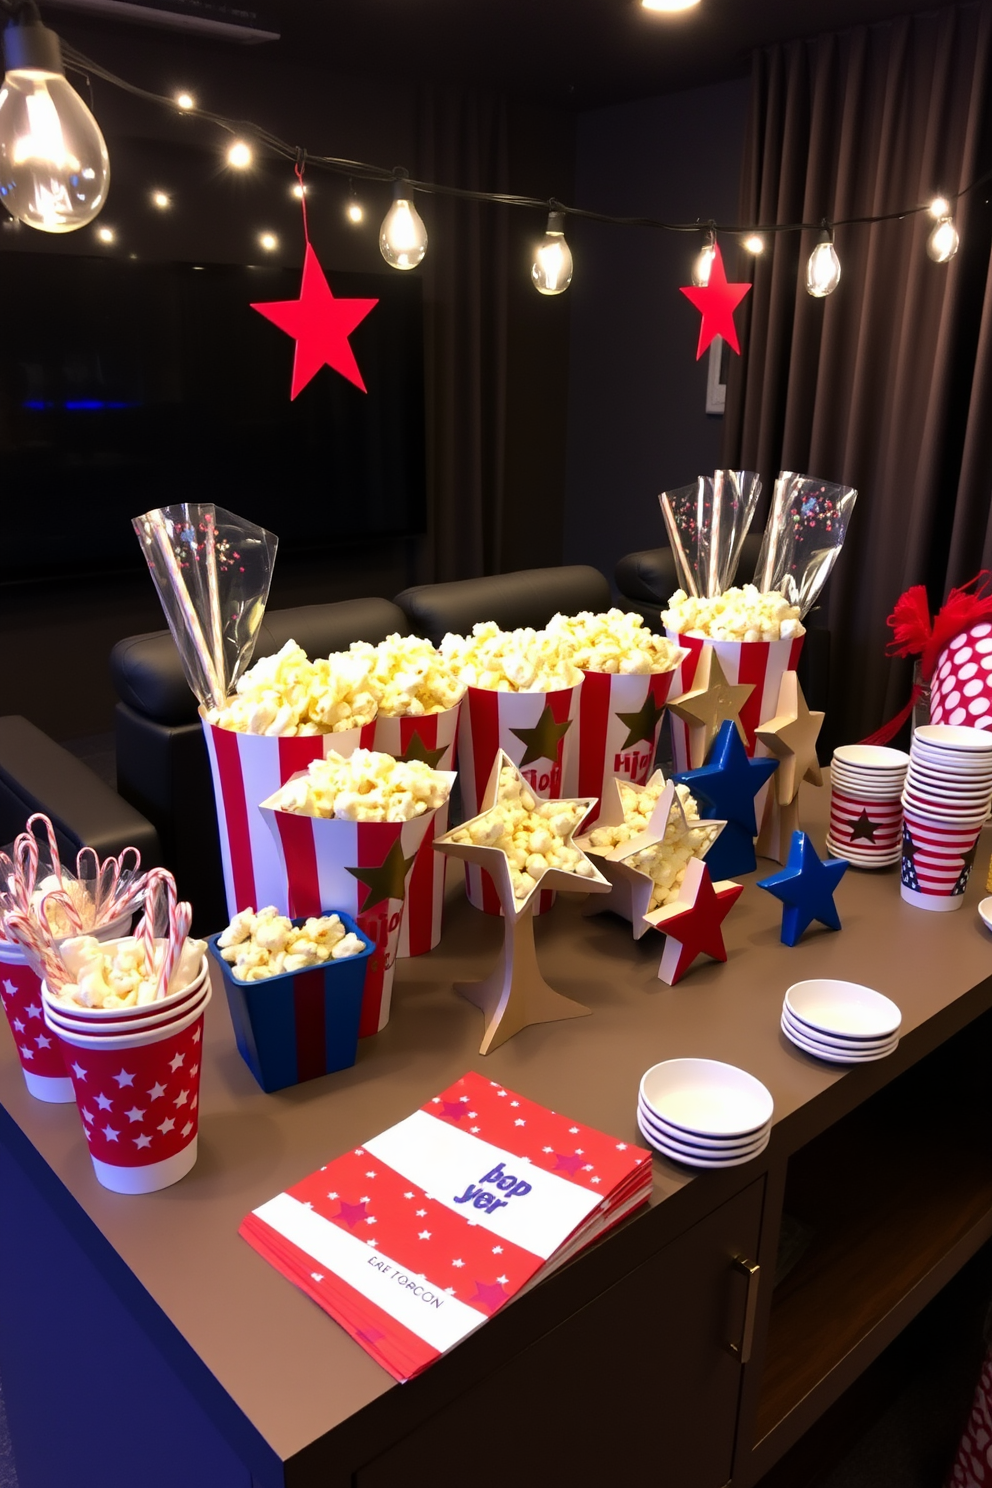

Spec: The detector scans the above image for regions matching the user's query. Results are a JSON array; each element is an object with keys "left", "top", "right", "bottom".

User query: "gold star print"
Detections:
[
  {"left": 510, "top": 704, "right": 572, "bottom": 768},
  {"left": 346, "top": 838, "right": 419, "bottom": 911},
  {"left": 755, "top": 670, "right": 823, "bottom": 805},
  {"left": 615, "top": 690, "right": 668, "bottom": 752},
  {"left": 667, "top": 649, "right": 754, "bottom": 768},
  {"left": 399, "top": 730, "right": 447, "bottom": 769}
]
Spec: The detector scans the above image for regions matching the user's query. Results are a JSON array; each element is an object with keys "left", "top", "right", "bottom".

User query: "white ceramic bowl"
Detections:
[
  {"left": 785, "top": 979, "right": 901, "bottom": 1040},
  {"left": 782, "top": 1017, "right": 898, "bottom": 1064},
  {"left": 781, "top": 1005, "right": 897, "bottom": 1053},
  {"left": 637, "top": 1114, "right": 770, "bottom": 1169},
  {"left": 636, "top": 1098, "right": 766, "bottom": 1154},
  {"left": 639, "top": 1058, "right": 774, "bottom": 1139}
]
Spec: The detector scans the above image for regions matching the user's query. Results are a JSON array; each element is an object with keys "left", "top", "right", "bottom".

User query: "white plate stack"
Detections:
[
  {"left": 827, "top": 745, "right": 909, "bottom": 868},
  {"left": 782, "top": 979, "right": 901, "bottom": 1063},
  {"left": 637, "top": 1058, "right": 773, "bottom": 1168}
]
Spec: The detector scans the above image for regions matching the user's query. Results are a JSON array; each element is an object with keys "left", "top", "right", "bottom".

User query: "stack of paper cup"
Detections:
[
  {"left": 42, "top": 943, "right": 210, "bottom": 1193},
  {"left": 827, "top": 745, "right": 909, "bottom": 868},
  {"left": 900, "top": 724, "right": 992, "bottom": 911}
]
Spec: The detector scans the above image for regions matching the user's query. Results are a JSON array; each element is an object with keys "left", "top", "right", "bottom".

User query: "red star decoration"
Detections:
[
  {"left": 334, "top": 1198, "right": 370, "bottom": 1229},
  {"left": 679, "top": 244, "right": 751, "bottom": 359},
  {"left": 644, "top": 857, "right": 743, "bottom": 985},
  {"left": 251, "top": 243, "right": 378, "bottom": 398},
  {"left": 469, "top": 1279, "right": 509, "bottom": 1312},
  {"left": 553, "top": 1152, "right": 584, "bottom": 1175}
]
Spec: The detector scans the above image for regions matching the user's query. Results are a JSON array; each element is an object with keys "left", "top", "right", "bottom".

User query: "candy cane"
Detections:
[
  {"left": 38, "top": 888, "right": 85, "bottom": 939},
  {"left": 25, "top": 813, "right": 62, "bottom": 887},
  {"left": 13, "top": 832, "right": 39, "bottom": 909},
  {"left": 5, "top": 910, "right": 69, "bottom": 990},
  {"left": 159, "top": 898, "right": 191, "bottom": 998}
]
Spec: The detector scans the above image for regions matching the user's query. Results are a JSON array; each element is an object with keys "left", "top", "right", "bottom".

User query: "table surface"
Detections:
[{"left": 2, "top": 779, "right": 992, "bottom": 1468}]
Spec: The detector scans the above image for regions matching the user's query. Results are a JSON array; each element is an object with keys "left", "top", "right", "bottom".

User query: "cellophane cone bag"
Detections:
[
  {"left": 372, "top": 704, "right": 461, "bottom": 956},
  {"left": 752, "top": 473, "right": 857, "bottom": 619},
  {"left": 456, "top": 685, "right": 581, "bottom": 915},
  {"left": 658, "top": 470, "right": 762, "bottom": 599}
]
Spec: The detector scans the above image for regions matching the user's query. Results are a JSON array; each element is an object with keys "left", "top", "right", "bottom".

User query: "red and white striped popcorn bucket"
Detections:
[
  {"left": 0, "top": 938, "right": 72, "bottom": 1102},
  {"left": 372, "top": 703, "right": 461, "bottom": 957},
  {"left": 664, "top": 633, "right": 805, "bottom": 770},
  {"left": 576, "top": 669, "right": 679, "bottom": 827},
  {"left": 260, "top": 783, "right": 454, "bottom": 1036},
  {"left": 201, "top": 713, "right": 377, "bottom": 921},
  {"left": 51, "top": 985, "right": 210, "bottom": 1193},
  {"left": 929, "top": 623, "right": 992, "bottom": 731},
  {"left": 455, "top": 684, "right": 581, "bottom": 915}
]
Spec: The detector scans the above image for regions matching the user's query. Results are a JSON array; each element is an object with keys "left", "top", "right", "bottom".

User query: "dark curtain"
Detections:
[
  {"left": 415, "top": 90, "right": 510, "bottom": 582},
  {"left": 722, "top": 3, "right": 992, "bottom": 747}
]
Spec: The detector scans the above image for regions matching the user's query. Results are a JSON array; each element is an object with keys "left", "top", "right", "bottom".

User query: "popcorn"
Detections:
[
  {"left": 51, "top": 934, "right": 207, "bottom": 1010},
  {"left": 29, "top": 874, "right": 96, "bottom": 937},
  {"left": 583, "top": 779, "right": 720, "bottom": 911},
  {"left": 447, "top": 764, "right": 598, "bottom": 901},
  {"left": 348, "top": 633, "right": 464, "bottom": 717},
  {"left": 546, "top": 609, "right": 685, "bottom": 675},
  {"left": 439, "top": 622, "right": 582, "bottom": 693},
  {"left": 217, "top": 906, "right": 365, "bottom": 982},
  {"left": 206, "top": 639, "right": 381, "bottom": 736},
  {"left": 268, "top": 749, "right": 452, "bottom": 822},
  {"left": 662, "top": 585, "right": 804, "bottom": 643}
]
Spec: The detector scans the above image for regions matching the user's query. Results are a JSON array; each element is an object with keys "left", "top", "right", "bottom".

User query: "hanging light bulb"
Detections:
[
  {"left": 742, "top": 233, "right": 764, "bottom": 255},
  {"left": 379, "top": 171, "right": 427, "bottom": 269},
  {"left": 226, "top": 140, "right": 252, "bottom": 170},
  {"left": 531, "top": 209, "right": 573, "bottom": 295},
  {"left": 806, "top": 226, "right": 842, "bottom": 297},
  {"left": 929, "top": 195, "right": 950, "bottom": 219},
  {"left": 692, "top": 229, "right": 716, "bottom": 286},
  {"left": 175, "top": 91, "right": 194, "bottom": 112},
  {"left": 0, "top": 4, "right": 109, "bottom": 234},
  {"left": 927, "top": 214, "right": 959, "bottom": 263},
  {"left": 346, "top": 179, "right": 364, "bottom": 224}
]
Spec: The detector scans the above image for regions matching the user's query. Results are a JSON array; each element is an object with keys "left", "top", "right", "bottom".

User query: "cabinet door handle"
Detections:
[{"left": 730, "top": 1255, "right": 760, "bottom": 1363}]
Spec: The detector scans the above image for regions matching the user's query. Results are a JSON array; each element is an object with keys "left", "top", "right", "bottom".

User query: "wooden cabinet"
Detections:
[{"left": 356, "top": 1180, "right": 764, "bottom": 1488}]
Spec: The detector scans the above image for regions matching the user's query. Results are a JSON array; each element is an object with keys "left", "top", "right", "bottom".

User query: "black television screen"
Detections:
[{"left": 0, "top": 253, "right": 426, "bottom": 580}]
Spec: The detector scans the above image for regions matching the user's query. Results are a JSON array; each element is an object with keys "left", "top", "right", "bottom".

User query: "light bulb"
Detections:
[
  {"left": 806, "top": 230, "right": 841, "bottom": 297},
  {"left": 692, "top": 234, "right": 716, "bottom": 286},
  {"left": 0, "top": 13, "right": 109, "bottom": 234},
  {"left": 258, "top": 231, "right": 277, "bottom": 251},
  {"left": 346, "top": 200, "right": 364, "bottom": 223},
  {"left": 531, "top": 210, "right": 573, "bottom": 295},
  {"left": 175, "top": 92, "right": 194, "bottom": 111},
  {"left": 927, "top": 215, "right": 959, "bottom": 263},
  {"left": 151, "top": 189, "right": 170, "bottom": 209},
  {"left": 291, "top": 181, "right": 305, "bottom": 200},
  {"left": 743, "top": 233, "right": 764, "bottom": 254},
  {"left": 227, "top": 140, "right": 252, "bottom": 170},
  {"left": 96, "top": 224, "right": 113, "bottom": 243},
  {"left": 929, "top": 195, "right": 949, "bottom": 218},
  {"left": 642, "top": 0, "right": 701, "bottom": 10},
  {"left": 380, "top": 176, "right": 427, "bottom": 269}
]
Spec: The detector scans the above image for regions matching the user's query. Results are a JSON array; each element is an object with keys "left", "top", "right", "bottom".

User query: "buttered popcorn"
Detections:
[
  {"left": 446, "top": 765, "right": 598, "bottom": 902},
  {"left": 582, "top": 779, "right": 720, "bottom": 911},
  {"left": 662, "top": 585, "right": 804, "bottom": 643},
  {"left": 440, "top": 622, "right": 582, "bottom": 693},
  {"left": 546, "top": 609, "right": 685, "bottom": 674},
  {"left": 268, "top": 749, "right": 451, "bottom": 822},
  {"left": 347, "top": 633, "right": 464, "bottom": 717},
  {"left": 217, "top": 906, "right": 365, "bottom": 981},
  {"left": 206, "top": 640, "right": 381, "bottom": 736},
  {"left": 52, "top": 934, "right": 207, "bottom": 1010}
]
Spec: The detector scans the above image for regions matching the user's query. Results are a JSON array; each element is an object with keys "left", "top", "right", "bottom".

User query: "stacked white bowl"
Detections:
[
  {"left": 901, "top": 724, "right": 992, "bottom": 910},
  {"left": 782, "top": 979, "right": 901, "bottom": 1063},
  {"left": 637, "top": 1058, "right": 773, "bottom": 1168},
  {"left": 827, "top": 745, "right": 909, "bottom": 868}
]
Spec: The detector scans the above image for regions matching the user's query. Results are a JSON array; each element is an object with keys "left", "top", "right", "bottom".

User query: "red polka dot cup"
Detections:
[{"left": 50, "top": 987, "right": 210, "bottom": 1193}]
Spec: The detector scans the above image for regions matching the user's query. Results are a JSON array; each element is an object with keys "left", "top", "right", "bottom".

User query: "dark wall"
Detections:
[
  {"left": 564, "top": 76, "right": 750, "bottom": 591},
  {"left": 1, "top": 19, "right": 574, "bottom": 738}
]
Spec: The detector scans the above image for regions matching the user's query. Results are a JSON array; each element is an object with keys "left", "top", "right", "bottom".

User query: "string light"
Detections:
[
  {"left": 806, "top": 226, "right": 841, "bottom": 297},
  {"left": 151, "top": 189, "right": 170, "bottom": 209},
  {"left": 743, "top": 233, "right": 764, "bottom": 255},
  {"left": 291, "top": 181, "right": 306, "bottom": 200},
  {"left": 692, "top": 229, "right": 716, "bottom": 286},
  {"left": 226, "top": 140, "right": 252, "bottom": 170},
  {"left": 346, "top": 179, "right": 363, "bottom": 223},
  {"left": 929, "top": 196, "right": 950, "bottom": 218},
  {"left": 927, "top": 214, "right": 959, "bottom": 262},
  {"left": 641, "top": 0, "right": 701, "bottom": 10},
  {"left": 379, "top": 172, "right": 427, "bottom": 269},
  {"left": 175, "top": 91, "right": 194, "bottom": 111},
  {"left": 96, "top": 224, "right": 113, "bottom": 242},
  {"left": 258, "top": 230, "right": 277, "bottom": 251},
  {"left": 531, "top": 208, "right": 573, "bottom": 295}
]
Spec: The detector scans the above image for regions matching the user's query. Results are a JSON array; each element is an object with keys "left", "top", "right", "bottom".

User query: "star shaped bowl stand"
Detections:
[{"left": 433, "top": 751, "right": 610, "bottom": 1054}]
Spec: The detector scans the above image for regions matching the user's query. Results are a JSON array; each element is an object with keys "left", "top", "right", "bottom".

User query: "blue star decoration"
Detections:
[
  {"left": 673, "top": 719, "right": 779, "bottom": 877},
  {"left": 757, "top": 830, "right": 849, "bottom": 946}
]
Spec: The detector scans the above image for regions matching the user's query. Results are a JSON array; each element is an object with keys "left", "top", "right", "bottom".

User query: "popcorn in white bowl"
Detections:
[
  {"left": 206, "top": 640, "right": 381, "bottom": 736},
  {"left": 440, "top": 622, "right": 582, "bottom": 693},
  {"left": 266, "top": 749, "right": 452, "bottom": 822},
  {"left": 348, "top": 633, "right": 464, "bottom": 717},
  {"left": 216, "top": 906, "right": 366, "bottom": 982},
  {"left": 547, "top": 609, "right": 685, "bottom": 675},
  {"left": 662, "top": 585, "right": 804, "bottom": 643}
]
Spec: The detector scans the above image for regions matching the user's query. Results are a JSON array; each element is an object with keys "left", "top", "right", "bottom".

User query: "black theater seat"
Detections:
[{"left": 394, "top": 565, "right": 611, "bottom": 647}]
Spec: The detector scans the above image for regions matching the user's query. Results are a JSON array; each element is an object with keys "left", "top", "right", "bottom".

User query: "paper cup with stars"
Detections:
[
  {"left": 456, "top": 685, "right": 581, "bottom": 914},
  {"left": 49, "top": 984, "right": 211, "bottom": 1194},
  {"left": 0, "top": 938, "right": 73, "bottom": 1102},
  {"left": 201, "top": 712, "right": 379, "bottom": 922},
  {"left": 575, "top": 665, "right": 685, "bottom": 827},
  {"left": 373, "top": 703, "right": 461, "bottom": 957},
  {"left": 261, "top": 775, "right": 456, "bottom": 1036},
  {"left": 664, "top": 634, "right": 805, "bottom": 773}
]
